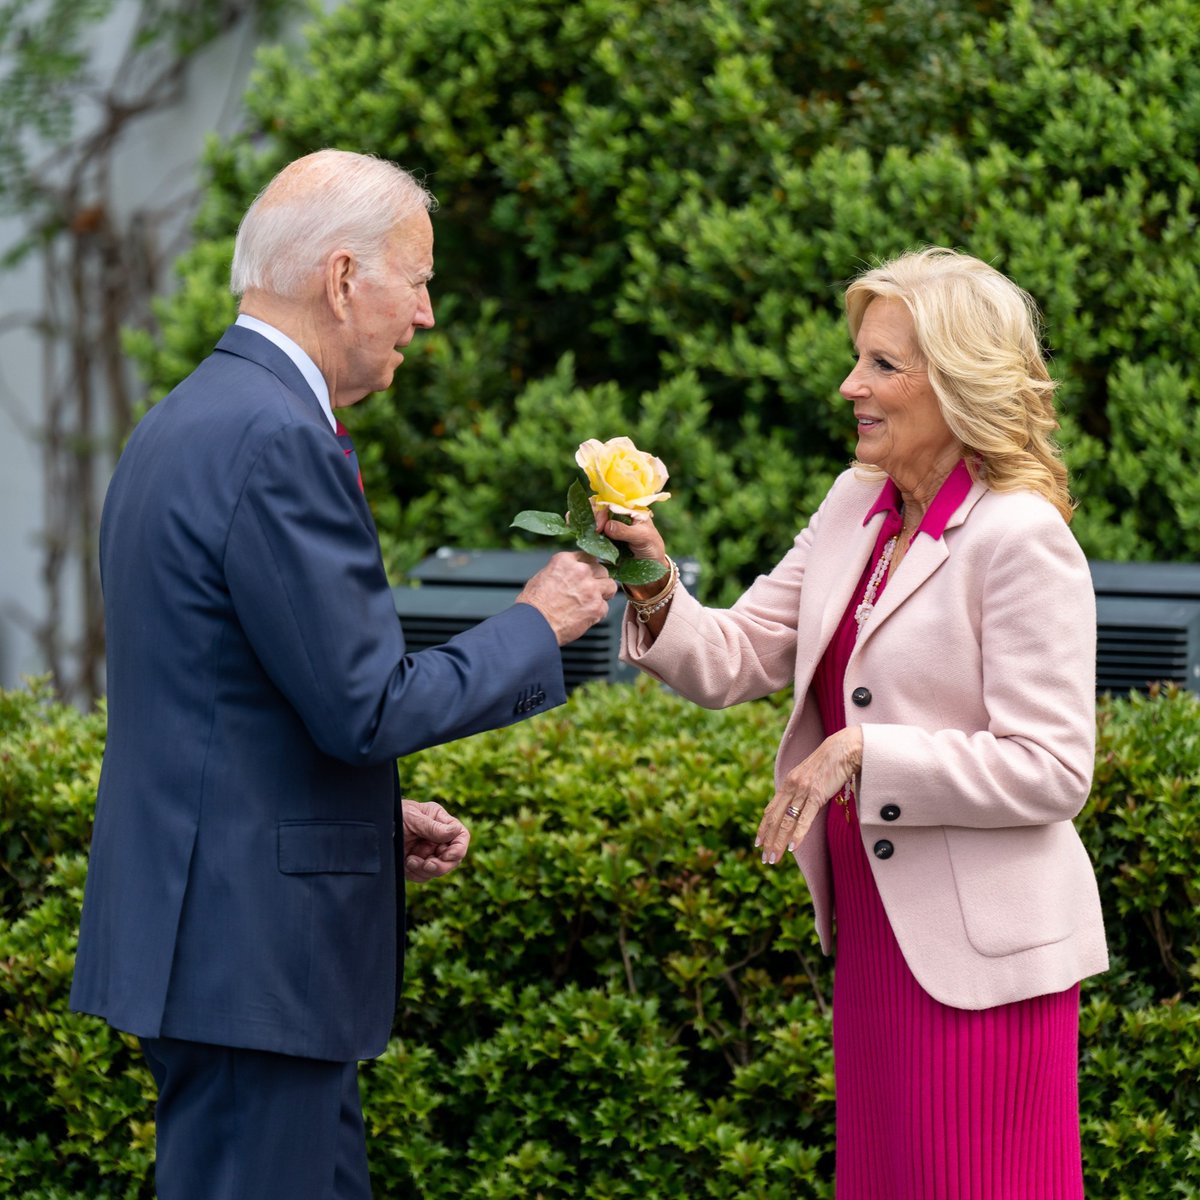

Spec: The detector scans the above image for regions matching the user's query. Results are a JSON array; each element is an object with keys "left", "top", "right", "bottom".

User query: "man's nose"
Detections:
[{"left": 416, "top": 292, "right": 435, "bottom": 330}]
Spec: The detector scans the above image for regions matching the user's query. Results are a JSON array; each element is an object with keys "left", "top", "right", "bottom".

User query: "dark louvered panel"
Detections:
[
  {"left": 392, "top": 578, "right": 635, "bottom": 692},
  {"left": 1091, "top": 567, "right": 1200, "bottom": 696},
  {"left": 391, "top": 548, "right": 698, "bottom": 692}
]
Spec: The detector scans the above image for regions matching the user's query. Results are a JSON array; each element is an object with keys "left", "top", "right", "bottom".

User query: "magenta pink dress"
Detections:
[{"left": 813, "top": 462, "right": 1084, "bottom": 1199}]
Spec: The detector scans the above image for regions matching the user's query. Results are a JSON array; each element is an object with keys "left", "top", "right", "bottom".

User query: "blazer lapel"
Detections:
[
  {"left": 851, "top": 478, "right": 988, "bottom": 655},
  {"left": 792, "top": 490, "right": 888, "bottom": 690}
]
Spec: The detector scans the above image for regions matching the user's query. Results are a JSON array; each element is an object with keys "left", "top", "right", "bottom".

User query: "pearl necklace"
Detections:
[
  {"left": 853, "top": 534, "right": 898, "bottom": 633},
  {"left": 840, "top": 522, "right": 912, "bottom": 822}
]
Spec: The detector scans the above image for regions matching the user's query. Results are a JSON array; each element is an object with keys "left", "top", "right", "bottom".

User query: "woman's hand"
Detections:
[
  {"left": 756, "top": 727, "right": 864, "bottom": 865},
  {"left": 596, "top": 509, "right": 669, "bottom": 599},
  {"left": 596, "top": 510, "right": 666, "bottom": 557}
]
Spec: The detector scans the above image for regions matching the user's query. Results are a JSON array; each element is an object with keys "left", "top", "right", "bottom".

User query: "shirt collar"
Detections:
[
  {"left": 235, "top": 314, "right": 336, "bottom": 432},
  {"left": 862, "top": 458, "right": 974, "bottom": 539}
]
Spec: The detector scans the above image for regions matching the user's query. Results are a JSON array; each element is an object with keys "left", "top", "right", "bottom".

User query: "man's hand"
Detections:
[
  {"left": 401, "top": 799, "right": 470, "bottom": 881},
  {"left": 515, "top": 551, "right": 618, "bottom": 645}
]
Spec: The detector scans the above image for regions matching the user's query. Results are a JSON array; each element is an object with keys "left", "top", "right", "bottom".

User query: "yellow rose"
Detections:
[{"left": 575, "top": 437, "right": 671, "bottom": 519}]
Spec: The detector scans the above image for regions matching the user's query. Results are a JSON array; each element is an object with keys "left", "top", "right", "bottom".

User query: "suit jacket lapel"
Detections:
[{"left": 213, "top": 324, "right": 326, "bottom": 421}]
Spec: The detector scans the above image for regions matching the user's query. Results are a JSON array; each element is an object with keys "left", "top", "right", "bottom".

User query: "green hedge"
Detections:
[
  {"left": 2, "top": 677, "right": 1199, "bottom": 1198},
  {"left": 127, "top": 0, "right": 1200, "bottom": 602}
]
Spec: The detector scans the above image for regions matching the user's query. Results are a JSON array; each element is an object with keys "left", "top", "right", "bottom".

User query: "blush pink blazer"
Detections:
[{"left": 623, "top": 468, "right": 1108, "bottom": 1010}]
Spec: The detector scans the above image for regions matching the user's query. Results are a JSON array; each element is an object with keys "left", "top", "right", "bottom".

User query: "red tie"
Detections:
[{"left": 335, "top": 420, "right": 364, "bottom": 493}]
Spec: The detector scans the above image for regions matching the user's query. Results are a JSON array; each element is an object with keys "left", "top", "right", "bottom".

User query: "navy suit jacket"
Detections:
[{"left": 70, "top": 326, "right": 565, "bottom": 1062}]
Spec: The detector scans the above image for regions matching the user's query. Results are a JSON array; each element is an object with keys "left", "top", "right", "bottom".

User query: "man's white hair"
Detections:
[{"left": 230, "top": 149, "right": 435, "bottom": 299}]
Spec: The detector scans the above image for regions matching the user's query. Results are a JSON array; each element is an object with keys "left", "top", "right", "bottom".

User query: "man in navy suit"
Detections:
[{"left": 70, "top": 149, "right": 617, "bottom": 1199}]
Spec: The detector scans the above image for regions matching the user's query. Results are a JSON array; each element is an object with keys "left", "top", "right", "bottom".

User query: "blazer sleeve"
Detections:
[
  {"left": 223, "top": 419, "right": 565, "bottom": 765},
  {"left": 621, "top": 503, "right": 824, "bottom": 708},
  {"left": 858, "top": 505, "right": 1097, "bottom": 828}
]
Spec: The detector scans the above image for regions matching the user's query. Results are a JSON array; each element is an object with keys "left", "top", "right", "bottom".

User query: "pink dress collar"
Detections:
[{"left": 862, "top": 458, "right": 974, "bottom": 540}]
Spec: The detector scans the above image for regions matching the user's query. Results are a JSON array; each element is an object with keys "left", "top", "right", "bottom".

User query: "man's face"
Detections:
[{"left": 334, "top": 210, "right": 435, "bottom": 407}]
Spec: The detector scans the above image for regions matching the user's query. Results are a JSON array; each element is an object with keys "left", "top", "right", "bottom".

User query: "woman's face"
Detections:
[{"left": 840, "top": 298, "right": 961, "bottom": 494}]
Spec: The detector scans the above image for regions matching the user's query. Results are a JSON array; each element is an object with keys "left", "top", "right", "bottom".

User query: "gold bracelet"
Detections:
[
  {"left": 624, "top": 556, "right": 676, "bottom": 607},
  {"left": 628, "top": 558, "right": 679, "bottom": 623}
]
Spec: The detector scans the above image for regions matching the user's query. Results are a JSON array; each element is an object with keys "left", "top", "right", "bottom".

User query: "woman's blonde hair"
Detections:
[{"left": 844, "top": 246, "right": 1073, "bottom": 522}]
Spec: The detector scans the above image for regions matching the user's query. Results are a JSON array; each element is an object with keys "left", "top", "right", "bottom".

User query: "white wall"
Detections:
[
  {"left": 0, "top": 3, "right": 333, "bottom": 695},
  {"left": 0, "top": 242, "right": 46, "bottom": 686}
]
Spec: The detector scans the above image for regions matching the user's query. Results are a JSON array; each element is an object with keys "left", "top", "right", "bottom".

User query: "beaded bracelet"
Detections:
[{"left": 626, "top": 557, "right": 679, "bottom": 623}]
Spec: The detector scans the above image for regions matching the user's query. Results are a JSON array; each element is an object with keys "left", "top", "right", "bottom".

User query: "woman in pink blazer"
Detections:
[{"left": 605, "top": 248, "right": 1107, "bottom": 1199}]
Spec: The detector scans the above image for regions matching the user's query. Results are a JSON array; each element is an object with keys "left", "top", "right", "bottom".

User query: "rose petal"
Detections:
[{"left": 576, "top": 437, "right": 670, "bottom": 516}]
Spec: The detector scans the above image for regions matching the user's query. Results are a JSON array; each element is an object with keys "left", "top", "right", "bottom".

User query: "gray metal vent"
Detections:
[
  {"left": 393, "top": 549, "right": 700, "bottom": 691},
  {"left": 1090, "top": 561, "right": 1200, "bottom": 694}
]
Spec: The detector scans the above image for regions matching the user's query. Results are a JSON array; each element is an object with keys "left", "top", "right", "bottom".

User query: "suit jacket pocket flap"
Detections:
[{"left": 278, "top": 820, "right": 381, "bottom": 875}]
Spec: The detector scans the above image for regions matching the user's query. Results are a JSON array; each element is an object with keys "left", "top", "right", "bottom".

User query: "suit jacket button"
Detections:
[
  {"left": 873, "top": 839, "right": 894, "bottom": 860},
  {"left": 881, "top": 804, "right": 900, "bottom": 821},
  {"left": 851, "top": 687, "right": 872, "bottom": 707}
]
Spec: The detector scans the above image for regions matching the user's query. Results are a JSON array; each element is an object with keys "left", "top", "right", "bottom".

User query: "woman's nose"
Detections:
[{"left": 840, "top": 363, "right": 866, "bottom": 400}]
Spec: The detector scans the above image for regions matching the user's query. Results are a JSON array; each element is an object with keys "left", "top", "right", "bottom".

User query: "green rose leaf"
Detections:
[
  {"left": 567, "top": 480, "right": 619, "bottom": 564},
  {"left": 613, "top": 557, "right": 669, "bottom": 587},
  {"left": 576, "top": 527, "right": 620, "bottom": 565},
  {"left": 511, "top": 510, "right": 570, "bottom": 537}
]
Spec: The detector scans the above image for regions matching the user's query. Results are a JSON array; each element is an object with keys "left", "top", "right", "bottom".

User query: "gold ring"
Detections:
[{"left": 785, "top": 804, "right": 801, "bottom": 820}]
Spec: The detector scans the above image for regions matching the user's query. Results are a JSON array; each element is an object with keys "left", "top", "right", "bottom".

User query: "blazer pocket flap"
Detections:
[
  {"left": 945, "top": 824, "right": 1080, "bottom": 957},
  {"left": 278, "top": 820, "right": 381, "bottom": 875}
]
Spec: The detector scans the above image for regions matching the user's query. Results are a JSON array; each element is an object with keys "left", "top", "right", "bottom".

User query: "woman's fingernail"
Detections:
[
  {"left": 754, "top": 836, "right": 761, "bottom": 847},
  {"left": 787, "top": 842, "right": 794, "bottom": 853},
  {"left": 761, "top": 851, "right": 768, "bottom": 864},
  {"left": 768, "top": 852, "right": 777, "bottom": 865}
]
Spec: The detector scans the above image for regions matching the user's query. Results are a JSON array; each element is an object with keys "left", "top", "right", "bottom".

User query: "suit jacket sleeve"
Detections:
[{"left": 224, "top": 418, "right": 564, "bottom": 765}]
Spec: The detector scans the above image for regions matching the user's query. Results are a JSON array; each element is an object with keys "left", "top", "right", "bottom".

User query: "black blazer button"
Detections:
[
  {"left": 873, "top": 839, "right": 894, "bottom": 860},
  {"left": 851, "top": 687, "right": 872, "bottom": 707},
  {"left": 881, "top": 804, "right": 901, "bottom": 822}
]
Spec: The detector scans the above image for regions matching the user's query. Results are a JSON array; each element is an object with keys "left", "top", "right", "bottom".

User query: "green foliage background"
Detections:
[
  {"left": 126, "top": 0, "right": 1200, "bottom": 603},
  {"left": 30, "top": 0, "right": 1200, "bottom": 1189},
  {"left": 3, "top": 678, "right": 1199, "bottom": 1197}
]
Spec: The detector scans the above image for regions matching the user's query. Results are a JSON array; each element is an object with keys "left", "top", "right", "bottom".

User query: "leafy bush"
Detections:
[
  {"left": 0, "top": 678, "right": 104, "bottom": 919},
  {"left": 0, "top": 683, "right": 153, "bottom": 1199},
  {"left": 2, "top": 677, "right": 1200, "bottom": 1196},
  {"left": 1078, "top": 685, "right": 1200, "bottom": 1004},
  {"left": 127, "top": 0, "right": 1200, "bottom": 602}
]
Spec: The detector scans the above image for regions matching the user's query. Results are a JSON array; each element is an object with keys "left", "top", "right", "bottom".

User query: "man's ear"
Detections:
[{"left": 325, "top": 250, "right": 355, "bottom": 320}]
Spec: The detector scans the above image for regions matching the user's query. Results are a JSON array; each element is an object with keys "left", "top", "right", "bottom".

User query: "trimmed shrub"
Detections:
[
  {"left": 1077, "top": 685, "right": 1200, "bottom": 1005},
  {"left": 2, "top": 677, "right": 1199, "bottom": 1196},
  {"left": 0, "top": 683, "right": 152, "bottom": 1199},
  {"left": 0, "top": 679, "right": 104, "bottom": 918}
]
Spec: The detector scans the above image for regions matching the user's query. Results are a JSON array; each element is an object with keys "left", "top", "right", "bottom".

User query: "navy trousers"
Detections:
[{"left": 140, "top": 1037, "right": 372, "bottom": 1200}]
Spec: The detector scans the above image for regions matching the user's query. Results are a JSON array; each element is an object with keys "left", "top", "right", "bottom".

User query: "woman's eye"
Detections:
[{"left": 874, "top": 357, "right": 896, "bottom": 372}]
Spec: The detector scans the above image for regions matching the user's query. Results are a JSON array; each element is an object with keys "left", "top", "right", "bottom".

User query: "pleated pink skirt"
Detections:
[{"left": 827, "top": 792, "right": 1084, "bottom": 1199}]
